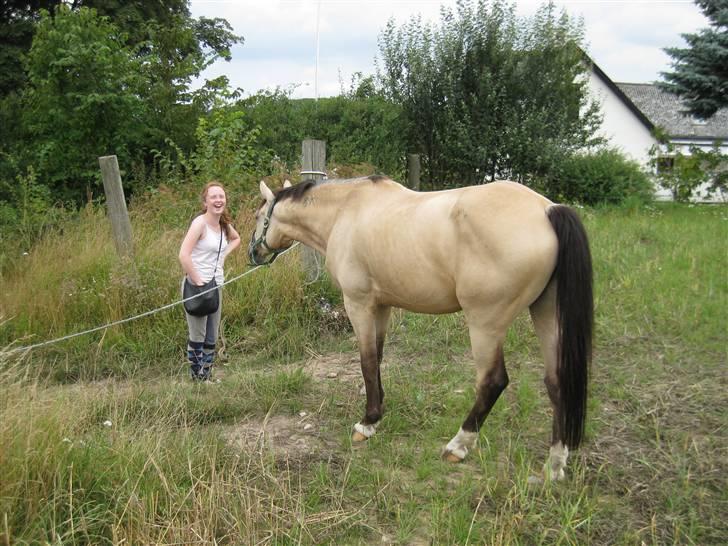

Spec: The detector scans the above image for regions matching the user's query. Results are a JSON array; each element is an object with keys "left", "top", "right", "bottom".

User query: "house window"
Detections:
[{"left": 656, "top": 156, "right": 675, "bottom": 174}]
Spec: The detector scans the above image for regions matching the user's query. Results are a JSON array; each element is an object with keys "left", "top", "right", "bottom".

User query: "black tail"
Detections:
[{"left": 547, "top": 205, "right": 593, "bottom": 449}]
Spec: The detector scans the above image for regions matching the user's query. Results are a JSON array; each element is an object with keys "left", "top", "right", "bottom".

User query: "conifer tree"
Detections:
[{"left": 660, "top": 0, "right": 728, "bottom": 119}]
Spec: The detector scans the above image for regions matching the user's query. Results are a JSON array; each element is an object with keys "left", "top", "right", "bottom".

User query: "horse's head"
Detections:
[{"left": 248, "top": 179, "right": 293, "bottom": 266}]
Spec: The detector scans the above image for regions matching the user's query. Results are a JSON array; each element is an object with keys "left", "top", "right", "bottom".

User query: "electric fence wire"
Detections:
[{"left": 1, "top": 242, "right": 301, "bottom": 356}]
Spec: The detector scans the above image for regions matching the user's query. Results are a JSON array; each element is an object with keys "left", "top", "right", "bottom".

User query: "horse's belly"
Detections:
[{"left": 374, "top": 278, "right": 461, "bottom": 314}]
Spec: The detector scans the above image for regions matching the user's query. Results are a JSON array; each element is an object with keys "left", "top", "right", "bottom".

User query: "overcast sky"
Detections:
[{"left": 189, "top": 0, "right": 708, "bottom": 99}]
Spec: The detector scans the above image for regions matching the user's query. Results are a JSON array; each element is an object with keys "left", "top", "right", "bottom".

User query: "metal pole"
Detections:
[{"left": 315, "top": 0, "right": 321, "bottom": 100}]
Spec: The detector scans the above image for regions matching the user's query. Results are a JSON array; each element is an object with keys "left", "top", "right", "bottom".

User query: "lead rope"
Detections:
[{"left": 1, "top": 242, "right": 301, "bottom": 357}]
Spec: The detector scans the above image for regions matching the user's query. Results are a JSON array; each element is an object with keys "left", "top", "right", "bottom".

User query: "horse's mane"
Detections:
[
  {"left": 273, "top": 175, "right": 388, "bottom": 204},
  {"left": 275, "top": 180, "right": 317, "bottom": 203}
]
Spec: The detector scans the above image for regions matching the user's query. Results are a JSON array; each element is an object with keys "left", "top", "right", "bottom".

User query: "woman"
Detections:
[{"left": 179, "top": 181, "right": 240, "bottom": 381}]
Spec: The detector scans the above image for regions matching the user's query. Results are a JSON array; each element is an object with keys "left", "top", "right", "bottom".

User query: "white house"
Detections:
[{"left": 585, "top": 58, "right": 728, "bottom": 201}]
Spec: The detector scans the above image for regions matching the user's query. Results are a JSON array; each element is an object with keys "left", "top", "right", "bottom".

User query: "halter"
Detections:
[{"left": 248, "top": 197, "right": 284, "bottom": 266}]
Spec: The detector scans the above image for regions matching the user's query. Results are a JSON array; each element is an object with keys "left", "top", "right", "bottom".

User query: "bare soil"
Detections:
[{"left": 223, "top": 351, "right": 375, "bottom": 460}]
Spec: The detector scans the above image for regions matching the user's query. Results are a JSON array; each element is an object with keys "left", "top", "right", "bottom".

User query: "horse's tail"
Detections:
[{"left": 547, "top": 205, "right": 593, "bottom": 449}]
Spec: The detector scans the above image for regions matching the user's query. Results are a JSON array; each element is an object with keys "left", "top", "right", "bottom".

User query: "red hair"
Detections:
[{"left": 200, "top": 181, "right": 233, "bottom": 238}]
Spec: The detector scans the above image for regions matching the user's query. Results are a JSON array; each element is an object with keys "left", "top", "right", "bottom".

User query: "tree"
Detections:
[
  {"left": 376, "top": 0, "right": 602, "bottom": 189},
  {"left": 0, "top": 1, "right": 64, "bottom": 96},
  {"left": 22, "top": 6, "right": 147, "bottom": 199},
  {"left": 68, "top": 1, "right": 243, "bottom": 152},
  {"left": 1, "top": 1, "right": 242, "bottom": 203},
  {"left": 659, "top": 0, "right": 728, "bottom": 119}
]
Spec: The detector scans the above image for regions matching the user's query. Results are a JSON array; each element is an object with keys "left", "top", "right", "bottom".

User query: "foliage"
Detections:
[
  {"left": 649, "top": 131, "right": 727, "bottom": 201},
  {"left": 542, "top": 148, "right": 654, "bottom": 205},
  {"left": 0, "top": 0, "right": 242, "bottom": 207},
  {"left": 21, "top": 6, "right": 147, "bottom": 200},
  {"left": 375, "top": 0, "right": 603, "bottom": 188},
  {"left": 0, "top": 166, "right": 72, "bottom": 269},
  {"left": 240, "top": 86, "right": 406, "bottom": 179},
  {"left": 0, "top": 1, "right": 195, "bottom": 99},
  {"left": 659, "top": 0, "right": 728, "bottom": 119},
  {"left": 0, "top": 0, "right": 63, "bottom": 97},
  {"left": 139, "top": 10, "right": 241, "bottom": 153},
  {"left": 189, "top": 106, "right": 274, "bottom": 190}
]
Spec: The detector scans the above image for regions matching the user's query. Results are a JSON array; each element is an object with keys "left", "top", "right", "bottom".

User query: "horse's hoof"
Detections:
[
  {"left": 352, "top": 431, "right": 369, "bottom": 442},
  {"left": 443, "top": 451, "right": 464, "bottom": 463}
]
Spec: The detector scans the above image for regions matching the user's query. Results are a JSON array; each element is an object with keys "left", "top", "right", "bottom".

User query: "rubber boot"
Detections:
[
  {"left": 188, "top": 340, "right": 205, "bottom": 381},
  {"left": 201, "top": 343, "right": 215, "bottom": 381}
]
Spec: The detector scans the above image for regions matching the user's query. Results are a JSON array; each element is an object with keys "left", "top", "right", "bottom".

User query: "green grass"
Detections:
[{"left": 1, "top": 202, "right": 726, "bottom": 544}]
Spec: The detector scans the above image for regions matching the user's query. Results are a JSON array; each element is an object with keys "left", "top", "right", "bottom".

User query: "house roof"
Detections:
[
  {"left": 616, "top": 83, "right": 728, "bottom": 141},
  {"left": 586, "top": 53, "right": 728, "bottom": 142}
]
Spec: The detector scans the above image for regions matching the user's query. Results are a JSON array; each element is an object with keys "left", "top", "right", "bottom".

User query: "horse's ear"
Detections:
[
  {"left": 283, "top": 179, "right": 292, "bottom": 189},
  {"left": 260, "top": 180, "right": 275, "bottom": 203}
]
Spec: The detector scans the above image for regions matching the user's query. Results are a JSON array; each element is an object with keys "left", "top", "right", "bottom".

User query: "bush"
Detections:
[{"left": 542, "top": 149, "right": 653, "bottom": 205}]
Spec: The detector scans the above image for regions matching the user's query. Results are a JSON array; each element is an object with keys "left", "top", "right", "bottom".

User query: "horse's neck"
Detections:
[{"left": 278, "top": 183, "right": 353, "bottom": 254}]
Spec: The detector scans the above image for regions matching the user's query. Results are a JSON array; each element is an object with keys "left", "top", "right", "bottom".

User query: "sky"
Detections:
[{"left": 189, "top": 0, "right": 709, "bottom": 99}]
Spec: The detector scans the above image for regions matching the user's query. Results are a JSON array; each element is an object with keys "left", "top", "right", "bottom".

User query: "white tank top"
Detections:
[{"left": 190, "top": 222, "right": 228, "bottom": 284}]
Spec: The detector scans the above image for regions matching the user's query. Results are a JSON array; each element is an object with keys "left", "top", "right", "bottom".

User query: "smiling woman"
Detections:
[{"left": 178, "top": 181, "right": 241, "bottom": 381}]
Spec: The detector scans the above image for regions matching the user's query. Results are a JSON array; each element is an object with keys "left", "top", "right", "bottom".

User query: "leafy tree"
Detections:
[
  {"left": 22, "top": 6, "right": 147, "bottom": 199},
  {"left": 240, "top": 84, "right": 405, "bottom": 177},
  {"left": 376, "top": 0, "right": 603, "bottom": 189},
  {"left": 76, "top": 1, "right": 242, "bottom": 152},
  {"left": 659, "top": 0, "right": 728, "bottom": 119},
  {"left": 190, "top": 105, "right": 273, "bottom": 188},
  {"left": 0, "top": 0, "right": 64, "bottom": 96},
  {"left": 141, "top": 11, "right": 241, "bottom": 153},
  {"left": 1, "top": 1, "right": 241, "bottom": 203},
  {"left": 0, "top": 1, "right": 194, "bottom": 99}
]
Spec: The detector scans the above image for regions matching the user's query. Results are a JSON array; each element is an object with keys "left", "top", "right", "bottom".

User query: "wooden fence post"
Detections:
[
  {"left": 98, "top": 155, "right": 133, "bottom": 258},
  {"left": 302, "top": 139, "right": 327, "bottom": 182},
  {"left": 301, "top": 139, "right": 326, "bottom": 281},
  {"left": 407, "top": 154, "right": 421, "bottom": 190}
]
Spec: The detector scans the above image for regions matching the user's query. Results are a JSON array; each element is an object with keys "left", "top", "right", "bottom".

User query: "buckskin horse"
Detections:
[{"left": 249, "top": 176, "right": 592, "bottom": 481}]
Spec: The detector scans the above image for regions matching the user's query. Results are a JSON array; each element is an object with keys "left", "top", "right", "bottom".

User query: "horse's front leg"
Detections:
[
  {"left": 344, "top": 297, "right": 385, "bottom": 442},
  {"left": 375, "top": 305, "right": 392, "bottom": 403}
]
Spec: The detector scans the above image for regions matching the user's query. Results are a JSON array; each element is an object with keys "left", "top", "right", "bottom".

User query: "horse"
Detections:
[{"left": 249, "top": 175, "right": 593, "bottom": 481}]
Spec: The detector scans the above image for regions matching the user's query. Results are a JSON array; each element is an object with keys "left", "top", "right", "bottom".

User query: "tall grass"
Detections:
[
  {"left": 1, "top": 199, "right": 726, "bottom": 544},
  {"left": 0, "top": 182, "right": 343, "bottom": 382}
]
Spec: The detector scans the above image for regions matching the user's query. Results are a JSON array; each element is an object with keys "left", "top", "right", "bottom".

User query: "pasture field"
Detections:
[{"left": 0, "top": 201, "right": 726, "bottom": 545}]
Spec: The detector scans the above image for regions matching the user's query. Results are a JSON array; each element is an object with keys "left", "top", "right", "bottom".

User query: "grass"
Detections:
[{"left": 1, "top": 200, "right": 726, "bottom": 544}]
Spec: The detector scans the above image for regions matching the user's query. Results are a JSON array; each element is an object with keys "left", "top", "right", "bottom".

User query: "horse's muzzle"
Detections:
[{"left": 248, "top": 231, "right": 280, "bottom": 266}]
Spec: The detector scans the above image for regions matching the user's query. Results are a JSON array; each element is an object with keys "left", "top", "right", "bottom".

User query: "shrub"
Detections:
[
  {"left": 542, "top": 148, "right": 654, "bottom": 205},
  {"left": 649, "top": 140, "right": 727, "bottom": 202}
]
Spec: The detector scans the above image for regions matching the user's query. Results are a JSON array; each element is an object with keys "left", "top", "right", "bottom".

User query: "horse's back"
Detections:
[{"left": 326, "top": 180, "right": 558, "bottom": 315}]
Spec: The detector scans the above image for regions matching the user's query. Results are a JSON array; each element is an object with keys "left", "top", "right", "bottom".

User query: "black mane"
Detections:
[
  {"left": 273, "top": 175, "right": 390, "bottom": 204},
  {"left": 274, "top": 179, "right": 317, "bottom": 203}
]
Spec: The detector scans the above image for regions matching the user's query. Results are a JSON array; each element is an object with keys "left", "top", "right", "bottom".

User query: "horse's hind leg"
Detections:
[
  {"left": 529, "top": 281, "right": 569, "bottom": 481},
  {"left": 443, "top": 320, "right": 509, "bottom": 462}
]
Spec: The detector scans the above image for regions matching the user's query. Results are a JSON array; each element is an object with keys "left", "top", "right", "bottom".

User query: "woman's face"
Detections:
[{"left": 204, "top": 185, "right": 226, "bottom": 215}]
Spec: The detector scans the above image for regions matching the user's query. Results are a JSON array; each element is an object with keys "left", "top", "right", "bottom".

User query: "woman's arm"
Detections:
[
  {"left": 224, "top": 225, "right": 242, "bottom": 257},
  {"left": 179, "top": 217, "right": 205, "bottom": 285}
]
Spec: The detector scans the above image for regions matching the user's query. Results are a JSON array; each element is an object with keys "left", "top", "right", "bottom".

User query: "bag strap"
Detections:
[{"left": 211, "top": 227, "right": 223, "bottom": 280}]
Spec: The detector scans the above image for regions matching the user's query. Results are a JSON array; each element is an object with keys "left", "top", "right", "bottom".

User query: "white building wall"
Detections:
[
  {"left": 586, "top": 69, "right": 656, "bottom": 166},
  {"left": 586, "top": 68, "right": 726, "bottom": 202}
]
